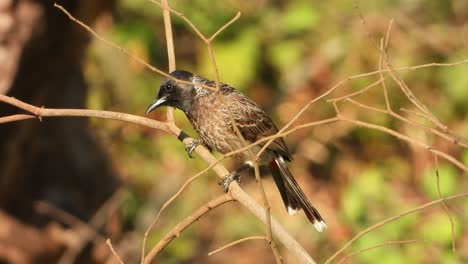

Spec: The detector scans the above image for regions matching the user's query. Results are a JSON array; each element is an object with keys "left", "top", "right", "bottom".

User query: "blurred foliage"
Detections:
[{"left": 84, "top": 0, "right": 467, "bottom": 263}]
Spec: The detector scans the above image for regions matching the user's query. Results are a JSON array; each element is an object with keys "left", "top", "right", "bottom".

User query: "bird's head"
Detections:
[{"left": 146, "top": 70, "right": 195, "bottom": 115}]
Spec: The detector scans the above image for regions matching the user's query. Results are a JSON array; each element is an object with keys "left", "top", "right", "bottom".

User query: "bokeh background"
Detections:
[{"left": 0, "top": 0, "right": 467, "bottom": 263}]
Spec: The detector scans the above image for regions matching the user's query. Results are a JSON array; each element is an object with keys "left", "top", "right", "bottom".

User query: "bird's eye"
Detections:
[{"left": 165, "top": 84, "right": 173, "bottom": 92}]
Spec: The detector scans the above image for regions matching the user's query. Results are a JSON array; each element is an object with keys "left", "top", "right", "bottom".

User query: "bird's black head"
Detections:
[{"left": 146, "top": 70, "right": 195, "bottom": 115}]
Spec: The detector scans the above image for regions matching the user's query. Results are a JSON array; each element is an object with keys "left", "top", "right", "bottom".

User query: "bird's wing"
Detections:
[{"left": 223, "top": 90, "right": 292, "bottom": 160}]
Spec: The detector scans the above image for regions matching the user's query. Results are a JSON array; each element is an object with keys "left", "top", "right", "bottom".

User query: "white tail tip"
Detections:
[
  {"left": 314, "top": 221, "right": 327, "bottom": 232},
  {"left": 287, "top": 206, "right": 299, "bottom": 215}
]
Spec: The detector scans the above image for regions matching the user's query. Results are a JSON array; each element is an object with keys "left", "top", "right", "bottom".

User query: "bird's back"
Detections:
[{"left": 188, "top": 85, "right": 291, "bottom": 163}]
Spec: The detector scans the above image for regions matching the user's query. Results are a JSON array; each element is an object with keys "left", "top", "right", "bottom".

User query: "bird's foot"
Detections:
[
  {"left": 218, "top": 172, "right": 241, "bottom": 193},
  {"left": 185, "top": 139, "right": 202, "bottom": 159}
]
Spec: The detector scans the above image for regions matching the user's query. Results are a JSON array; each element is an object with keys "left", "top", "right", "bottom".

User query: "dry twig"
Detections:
[{"left": 143, "top": 194, "right": 234, "bottom": 263}]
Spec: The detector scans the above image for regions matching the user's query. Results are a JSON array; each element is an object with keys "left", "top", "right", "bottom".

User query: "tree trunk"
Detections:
[{"left": 0, "top": 0, "right": 118, "bottom": 262}]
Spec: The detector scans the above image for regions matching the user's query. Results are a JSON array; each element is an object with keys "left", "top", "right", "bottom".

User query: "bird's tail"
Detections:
[{"left": 269, "top": 155, "right": 327, "bottom": 232}]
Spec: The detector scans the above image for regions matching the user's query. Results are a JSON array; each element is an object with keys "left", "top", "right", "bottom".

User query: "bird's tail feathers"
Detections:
[{"left": 269, "top": 156, "right": 327, "bottom": 232}]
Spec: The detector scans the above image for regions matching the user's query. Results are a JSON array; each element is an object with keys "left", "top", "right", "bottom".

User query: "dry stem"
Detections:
[
  {"left": 324, "top": 192, "right": 468, "bottom": 264},
  {"left": 143, "top": 194, "right": 234, "bottom": 263}
]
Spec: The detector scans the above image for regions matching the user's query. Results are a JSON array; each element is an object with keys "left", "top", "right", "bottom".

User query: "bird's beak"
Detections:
[{"left": 146, "top": 96, "right": 167, "bottom": 114}]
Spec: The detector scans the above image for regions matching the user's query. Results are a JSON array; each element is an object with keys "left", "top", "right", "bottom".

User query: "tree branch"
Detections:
[
  {"left": 143, "top": 194, "right": 234, "bottom": 263},
  {"left": 0, "top": 93, "right": 318, "bottom": 264}
]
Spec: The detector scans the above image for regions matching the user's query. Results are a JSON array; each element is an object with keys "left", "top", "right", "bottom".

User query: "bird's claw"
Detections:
[
  {"left": 218, "top": 172, "right": 241, "bottom": 193},
  {"left": 185, "top": 139, "right": 202, "bottom": 159}
]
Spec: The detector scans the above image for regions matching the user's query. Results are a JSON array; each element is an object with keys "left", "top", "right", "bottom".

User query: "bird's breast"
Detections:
[{"left": 188, "top": 96, "right": 252, "bottom": 159}]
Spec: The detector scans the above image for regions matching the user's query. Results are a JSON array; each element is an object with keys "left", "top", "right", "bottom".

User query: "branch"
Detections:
[
  {"left": 324, "top": 192, "right": 468, "bottom": 264},
  {"left": 106, "top": 239, "right": 124, "bottom": 264},
  {"left": 208, "top": 236, "right": 266, "bottom": 256},
  {"left": 149, "top": 2, "right": 283, "bottom": 261},
  {"left": 161, "top": 0, "right": 175, "bottom": 123},
  {"left": 0, "top": 95, "right": 317, "bottom": 264},
  {"left": 143, "top": 194, "right": 234, "bottom": 263},
  {"left": 336, "top": 239, "right": 424, "bottom": 264},
  {"left": 339, "top": 116, "right": 467, "bottom": 172}
]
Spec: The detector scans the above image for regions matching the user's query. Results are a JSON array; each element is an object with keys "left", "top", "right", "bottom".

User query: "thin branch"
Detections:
[
  {"left": 54, "top": 3, "right": 168, "bottom": 79},
  {"left": 0, "top": 114, "right": 36, "bottom": 124},
  {"left": 324, "top": 192, "right": 468, "bottom": 264},
  {"left": 143, "top": 194, "right": 234, "bottom": 263},
  {"left": 140, "top": 0, "right": 176, "bottom": 261},
  {"left": 327, "top": 78, "right": 383, "bottom": 102},
  {"left": 149, "top": 0, "right": 206, "bottom": 41},
  {"left": 0, "top": 94, "right": 173, "bottom": 133},
  {"left": 379, "top": 36, "right": 391, "bottom": 112},
  {"left": 161, "top": 0, "right": 175, "bottom": 123},
  {"left": 209, "top": 12, "right": 241, "bottom": 41},
  {"left": 345, "top": 99, "right": 468, "bottom": 148},
  {"left": 340, "top": 117, "right": 468, "bottom": 172},
  {"left": 208, "top": 236, "right": 266, "bottom": 256},
  {"left": 336, "top": 240, "right": 424, "bottom": 264},
  {"left": 433, "top": 155, "right": 458, "bottom": 261},
  {"left": 141, "top": 169, "right": 206, "bottom": 259},
  {"left": 107, "top": 239, "right": 125, "bottom": 264},
  {"left": 56, "top": 2, "right": 217, "bottom": 93},
  {"left": 162, "top": 0, "right": 176, "bottom": 72},
  {"left": 254, "top": 162, "right": 283, "bottom": 264}
]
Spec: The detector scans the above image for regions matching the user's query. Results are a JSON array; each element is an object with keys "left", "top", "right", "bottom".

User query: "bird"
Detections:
[{"left": 147, "top": 70, "right": 326, "bottom": 232}]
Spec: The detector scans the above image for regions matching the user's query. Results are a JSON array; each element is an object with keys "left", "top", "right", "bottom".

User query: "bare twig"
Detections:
[
  {"left": 210, "top": 12, "right": 242, "bottom": 41},
  {"left": 325, "top": 192, "right": 468, "bottom": 264},
  {"left": 140, "top": 0, "right": 177, "bottom": 261},
  {"left": 141, "top": 169, "right": 206, "bottom": 259},
  {"left": 433, "top": 155, "right": 458, "bottom": 261},
  {"left": 143, "top": 194, "right": 234, "bottom": 263},
  {"left": 379, "top": 38, "right": 391, "bottom": 111},
  {"left": 107, "top": 239, "right": 124, "bottom": 264},
  {"left": 327, "top": 78, "right": 383, "bottom": 102},
  {"left": 54, "top": 3, "right": 168, "bottom": 79},
  {"left": 208, "top": 236, "right": 266, "bottom": 256},
  {"left": 0, "top": 114, "right": 36, "bottom": 124},
  {"left": 336, "top": 240, "right": 424, "bottom": 264},
  {"left": 345, "top": 99, "right": 468, "bottom": 149},
  {"left": 254, "top": 162, "right": 283, "bottom": 264},
  {"left": 55, "top": 2, "right": 216, "bottom": 93},
  {"left": 161, "top": 0, "right": 175, "bottom": 123},
  {"left": 339, "top": 117, "right": 468, "bottom": 172}
]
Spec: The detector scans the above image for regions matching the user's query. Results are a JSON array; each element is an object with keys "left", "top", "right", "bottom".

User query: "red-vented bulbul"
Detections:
[{"left": 147, "top": 70, "right": 326, "bottom": 232}]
